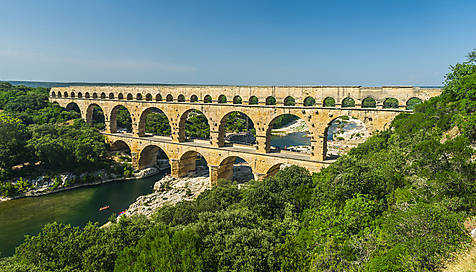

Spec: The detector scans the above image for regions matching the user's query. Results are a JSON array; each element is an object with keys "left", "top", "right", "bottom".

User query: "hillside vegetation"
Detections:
[{"left": 0, "top": 52, "right": 475, "bottom": 271}]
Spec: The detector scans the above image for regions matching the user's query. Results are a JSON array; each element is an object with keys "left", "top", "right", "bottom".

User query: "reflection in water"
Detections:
[{"left": 0, "top": 173, "right": 165, "bottom": 256}]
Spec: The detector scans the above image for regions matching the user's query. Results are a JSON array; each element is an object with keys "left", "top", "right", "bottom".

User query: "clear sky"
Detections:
[{"left": 0, "top": 0, "right": 475, "bottom": 86}]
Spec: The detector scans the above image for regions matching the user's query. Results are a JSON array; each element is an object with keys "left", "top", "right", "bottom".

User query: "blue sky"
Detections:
[{"left": 0, "top": 0, "right": 475, "bottom": 85}]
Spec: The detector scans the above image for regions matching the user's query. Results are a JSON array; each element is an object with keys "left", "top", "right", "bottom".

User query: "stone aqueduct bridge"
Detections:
[{"left": 50, "top": 85, "right": 440, "bottom": 184}]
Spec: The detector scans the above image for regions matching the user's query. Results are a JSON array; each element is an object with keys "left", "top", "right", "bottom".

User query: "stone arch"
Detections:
[
  {"left": 136, "top": 93, "right": 143, "bottom": 100},
  {"left": 304, "top": 96, "right": 316, "bottom": 106},
  {"left": 406, "top": 97, "right": 422, "bottom": 110},
  {"left": 178, "top": 109, "right": 210, "bottom": 141},
  {"left": 127, "top": 93, "right": 133, "bottom": 100},
  {"left": 58, "top": 92, "right": 62, "bottom": 98},
  {"left": 138, "top": 107, "right": 172, "bottom": 137},
  {"left": 118, "top": 93, "right": 124, "bottom": 100},
  {"left": 204, "top": 95, "right": 212, "bottom": 103},
  {"left": 110, "top": 140, "right": 131, "bottom": 155},
  {"left": 178, "top": 94, "right": 185, "bottom": 102},
  {"left": 109, "top": 105, "right": 132, "bottom": 133},
  {"left": 93, "top": 93, "right": 98, "bottom": 99},
  {"left": 166, "top": 94, "right": 173, "bottom": 102},
  {"left": 109, "top": 93, "right": 115, "bottom": 99},
  {"left": 218, "top": 94, "right": 227, "bottom": 103},
  {"left": 190, "top": 94, "right": 198, "bottom": 102},
  {"left": 265, "top": 113, "right": 312, "bottom": 154},
  {"left": 341, "top": 97, "right": 355, "bottom": 107},
  {"left": 217, "top": 156, "right": 254, "bottom": 182},
  {"left": 284, "top": 96, "right": 295, "bottom": 106},
  {"left": 85, "top": 92, "right": 90, "bottom": 98},
  {"left": 383, "top": 98, "right": 399, "bottom": 108},
  {"left": 266, "top": 163, "right": 283, "bottom": 177},
  {"left": 63, "top": 91, "right": 68, "bottom": 98},
  {"left": 249, "top": 96, "right": 259, "bottom": 105},
  {"left": 218, "top": 111, "right": 256, "bottom": 146},
  {"left": 266, "top": 96, "right": 276, "bottom": 105},
  {"left": 145, "top": 93, "right": 152, "bottom": 101},
  {"left": 323, "top": 97, "right": 336, "bottom": 107},
  {"left": 178, "top": 150, "right": 209, "bottom": 177},
  {"left": 233, "top": 95, "right": 242, "bottom": 104},
  {"left": 51, "top": 91, "right": 56, "bottom": 97},
  {"left": 361, "top": 97, "right": 376, "bottom": 108},
  {"left": 86, "top": 103, "right": 105, "bottom": 130},
  {"left": 138, "top": 145, "right": 170, "bottom": 170},
  {"left": 78, "top": 92, "right": 83, "bottom": 98},
  {"left": 65, "top": 102, "right": 81, "bottom": 115},
  {"left": 71, "top": 92, "right": 75, "bottom": 98},
  {"left": 156, "top": 94, "right": 162, "bottom": 101}
]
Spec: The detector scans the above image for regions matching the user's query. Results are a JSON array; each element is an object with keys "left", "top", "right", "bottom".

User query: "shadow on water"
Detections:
[{"left": 0, "top": 172, "right": 166, "bottom": 257}]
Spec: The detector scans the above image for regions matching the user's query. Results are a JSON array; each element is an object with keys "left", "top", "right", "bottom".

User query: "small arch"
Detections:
[
  {"left": 190, "top": 95, "right": 198, "bottom": 102},
  {"left": 145, "top": 93, "right": 152, "bottom": 101},
  {"left": 118, "top": 93, "right": 124, "bottom": 100},
  {"left": 63, "top": 92, "right": 68, "bottom": 98},
  {"left": 203, "top": 95, "right": 212, "bottom": 103},
  {"left": 303, "top": 96, "right": 316, "bottom": 106},
  {"left": 218, "top": 95, "right": 227, "bottom": 103},
  {"left": 178, "top": 94, "right": 185, "bottom": 102},
  {"left": 341, "top": 97, "right": 355, "bottom": 107},
  {"left": 136, "top": 93, "right": 143, "bottom": 100},
  {"left": 218, "top": 156, "right": 254, "bottom": 182},
  {"left": 361, "top": 97, "right": 376, "bottom": 108},
  {"left": 78, "top": 92, "right": 83, "bottom": 98},
  {"left": 166, "top": 94, "right": 173, "bottom": 102},
  {"left": 58, "top": 92, "right": 62, "bottom": 98},
  {"left": 85, "top": 92, "right": 90, "bottom": 98},
  {"left": 51, "top": 91, "right": 56, "bottom": 97},
  {"left": 100, "top": 92, "right": 106, "bottom": 99},
  {"left": 156, "top": 94, "right": 162, "bottom": 101},
  {"left": 138, "top": 145, "right": 170, "bottom": 170},
  {"left": 109, "top": 93, "right": 115, "bottom": 99},
  {"left": 179, "top": 109, "right": 210, "bottom": 140},
  {"left": 383, "top": 98, "right": 399, "bottom": 108},
  {"left": 93, "top": 93, "right": 98, "bottom": 99},
  {"left": 266, "top": 96, "right": 276, "bottom": 105},
  {"left": 109, "top": 105, "right": 132, "bottom": 133},
  {"left": 284, "top": 96, "right": 295, "bottom": 106},
  {"left": 323, "top": 97, "right": 336, "bottom": 107},
  {"left": 178, "top": 151, "right": 209, "bottom": 177},
  {"left": 406, "top": 97, "right": 422, "bottom": 110},
  {"left": 127, "top": 93, "right": 133, "bottom": 100},
  {"left": 233, "top": 95, "right": 242, "bottom": 104},
  {"left": 249, "top": 96, "right": 259, "bottom": 105},
  {"left": 71, "top": 92, "right": 75, "bottom": 98}
]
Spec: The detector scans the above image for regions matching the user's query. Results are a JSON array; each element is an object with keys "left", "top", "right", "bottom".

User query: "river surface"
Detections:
[
  {"left": 0, "top": 173, "right": 166, "bottom": 257},
  {"left": 271, "top": 132, "right": 310, "bottom": 148}
]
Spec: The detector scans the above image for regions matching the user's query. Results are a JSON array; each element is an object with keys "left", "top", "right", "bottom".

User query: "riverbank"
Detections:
[{"left": 0, "top": 167, "right": 162, "bottom": 203}]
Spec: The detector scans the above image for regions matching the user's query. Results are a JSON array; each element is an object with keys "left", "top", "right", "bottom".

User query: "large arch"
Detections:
[
  {"left": 138, "top": 145, "right": 170, "bottom": 170},
  {"left": 266, "top": 163, "right": 284, "bottom": 178},
  {"left": 138, "top": 107, "right": 172, "bottom": 137},
  {"left": 266, "top": 114, "right": 311, "bottom": 154},
  {"left": 178, "top": 150, "right": 209, "bottom": 177},
  {"left": 217, "top": 156, "right": 254, "bottom": 182},
  {"left": 109, "top": 140, "right": 131, "bottom": 155},
  {"left": 322, "top": 115, "right": 369, "bottom": 159},
  {"left": 218, "top": 111, "right": 256, "bottom": 146},
  {"left": 178, "top": 109, "right": 210, "bottom": 141},
  {"left": 109, "top": 105, "right": 132, "bottom": 133},
  {"left": 65, "top": 102, "right": 82, "bottom": 116},
  {"left": 86, "top": 103, "right": 105, "bottom": 130}
]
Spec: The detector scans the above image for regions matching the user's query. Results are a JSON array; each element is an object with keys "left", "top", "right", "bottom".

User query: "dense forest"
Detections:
[{"left": 0, "top": 52, "right": 475, "bottom": 271}]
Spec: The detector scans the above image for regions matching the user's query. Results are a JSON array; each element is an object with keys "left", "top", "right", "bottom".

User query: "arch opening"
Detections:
[
  {"left": 140, "top": 107, "right": 171, "bottom": 137},
  {"left": 218, "top": 95, "right": 227, "bottom": 103},
  {"left": 57, "top": 92, "right": 62, "bottom": 98},
  {"left": 190, "top": 95, "right": 198, "bottom": 102},
  {"left": 110, "top": 105, "right": 132, "bottom": 133},
  {"left": 267, "top": 114, "right": 310, "bottom": 154},
  {"left": 284, "top": 96, "right": 295, "bottom": 106},
  {"left": 109, "top": 93, "right": 114, "bottom": 99},
  {"left": 304, "top": 96, "right": 316, "bottom": 106},
  {"left": 383, "top": 98, "right": 399, "bottom": 108},
  {"left": 204, "top": 95, "right": 212, "bottom": 103},
  {"left": 179, "top": 151, "right": 209, "bottom": 177},
  {"left": 323, "top": 116, "right": 369, "bottom": 159},
  {"left": 109, "top": 140, "right": 132, "bottom": 164},
  {"left": 71, "top": 92, "right": 75, "bottom": 98},
  {"left": 323, "top": 97, "right": 336, "bottom": 107},
  {"left": 361, "top": 97, "right": 376, "bottom": 108},
  {"left": 138, "top": 145, "right": 170, "bottom": 171},
  {"left": 51, "top": 91, "right": 56, "bottom": 97},
  {"left": 86, "top": 104, "right": 105, "bottom": 130},
  {"left": 249, "top": 96, "right": 258, "bottom": 105},
  {"left": 233, "top": 95, "right": 242, "bottom": 104},
  {"left": 178, "top": 94, "right": 185, "bottom": 102},
  {"left": 267, "top": 163, "right": 285, "bottom": 178},
  {"left": 146, "top": 93, "right": 152, "bottom": 101},
  {"left": 156, "top": 94, "right": 162, "bottom": 101},
  {"left": 266, "top": 96, "right": 276, "bottom": 105},
  {"left": 179, "top": 109, "right": 210, "bottom": 140},
  {"left": 85, "top": 92, "right": 90, "bottom": 98},
  {"left": 218, "top": 156, "right": 254, "bottom": 183},
  {"left": 136, "top": 93, "right": 142, "bottom": 100},
  {"left": 100, "top": 92, "right": 106, "bottom": 99},
  {"left": 127, "top": 93, "right": 133, "bottom": 100},
  {"left": 406, "top": 97, "right": 422, "bottom": 110},
  {"left": 118, "top": 93, "right": 124, "bottom": 100},
  {"left": 78, "top": 92, "right": 83, "bottom": 98},
  {"left": 342, "top": 97, "right": 355, "bottom": 107},
  {"left": 65, "top": 102, "right": 81, "bottom": 117},
  {"left": 166, "top": 94, "right": 173, "bottom": 102},
  {"left": 93, "top": 93, "right": 98, "bottom": 99},
  {"left": 63, "top": 92, "right": 68, "bottom": 98},
  {"left": 218, "top": 111, "right": 255, "bottom": 146}
]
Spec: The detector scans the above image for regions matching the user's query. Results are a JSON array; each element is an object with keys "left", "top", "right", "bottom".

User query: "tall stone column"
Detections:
[
  {"left": 170, "top": 159, "right": 180, "bottom": 178},
  {"left": 209, "top": 165, "right": 219, "bottom": 186},
  {"left": 131, "top": 151, "right": 140, "bottom": 169},
  {"left": 210, "top": 130, "right": 224, "bottom": 147}
]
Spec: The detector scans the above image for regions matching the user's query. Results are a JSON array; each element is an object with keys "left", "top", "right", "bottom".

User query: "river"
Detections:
[{"left": 0, "top": 172, "right": 166, "bottom": 257}]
